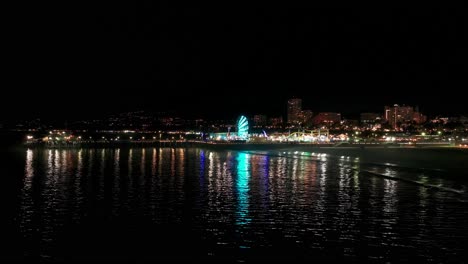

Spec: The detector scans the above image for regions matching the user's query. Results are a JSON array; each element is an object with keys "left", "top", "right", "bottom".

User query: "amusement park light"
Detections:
[{"left": 237, "top": 115, "right": 249, "bottom": 139}]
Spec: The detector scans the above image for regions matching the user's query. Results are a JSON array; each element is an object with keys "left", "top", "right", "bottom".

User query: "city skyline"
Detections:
[
  {"left": 1, "top": 93, "right": 466, "bottom": 123},
  {"left": 3, "top": 98, "right": 466, "bottom": 133},
  {"left": 4, "top": 8, "right": 467, "bottom": 121},
  {"left": 2, "top": 94, "right": 465, "bottom": 123}
]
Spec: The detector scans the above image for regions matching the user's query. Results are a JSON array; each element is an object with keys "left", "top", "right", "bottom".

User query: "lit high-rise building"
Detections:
[
  {"left": 287, "top": 98, "right": 302, "bottom": 124},
  {"left": 384, "top": 104, "right": 414, "bottom": 129}
]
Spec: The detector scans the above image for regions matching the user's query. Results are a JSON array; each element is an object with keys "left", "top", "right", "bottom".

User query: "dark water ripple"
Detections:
[{"left": 2, "top": 148, "right": 468, "bottom": 262}]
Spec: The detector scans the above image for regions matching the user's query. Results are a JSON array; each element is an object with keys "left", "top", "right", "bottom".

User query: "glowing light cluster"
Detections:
[{"left": 237, "top": 115, "right": 249, "bottom": 139}]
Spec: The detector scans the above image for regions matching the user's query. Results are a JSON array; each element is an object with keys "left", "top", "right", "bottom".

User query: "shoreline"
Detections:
[{"left": 20, "top": 141, "right": 460, "bottom": 151}]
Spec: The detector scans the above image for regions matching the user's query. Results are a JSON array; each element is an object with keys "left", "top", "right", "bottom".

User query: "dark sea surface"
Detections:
[{"left": 1, "top": 146, "right": 468, "bottom": 262}]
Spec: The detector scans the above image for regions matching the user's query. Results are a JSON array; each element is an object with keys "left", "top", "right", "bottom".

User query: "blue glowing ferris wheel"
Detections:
[{"left": 237, "top": 115, "right": 249, "bottom": 139}]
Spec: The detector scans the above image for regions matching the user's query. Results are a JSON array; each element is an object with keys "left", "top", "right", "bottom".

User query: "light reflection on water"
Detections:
[
  {"left": 236, "top": 152, "right": 250, "bottom": 227},
  {"left": 12, "top": 147, "right": 468, "bottom": 262}
]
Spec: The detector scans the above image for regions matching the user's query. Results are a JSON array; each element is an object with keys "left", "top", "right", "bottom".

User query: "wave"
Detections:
[
  {"left": 237, "top": 150, "right": 327, "bottom": 161},
  {"left": 361, "top": 161, "right": 445, "bottom": 173},
  {"left": 362, "top": 170, "right": 465, "bottom": 194}
]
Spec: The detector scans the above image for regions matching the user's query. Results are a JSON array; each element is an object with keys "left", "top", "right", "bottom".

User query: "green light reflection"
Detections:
[{"left": 236, "top": 152, "right": 251, "bottom": 226}]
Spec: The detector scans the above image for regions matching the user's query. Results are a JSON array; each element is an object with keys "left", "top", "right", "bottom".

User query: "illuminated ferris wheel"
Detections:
[{"left": 237, "top": 115, "right": 249, "bottom": 139}]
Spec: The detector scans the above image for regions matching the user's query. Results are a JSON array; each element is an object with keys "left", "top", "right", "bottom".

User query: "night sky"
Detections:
[{"left": 6, "top": 6, "right": 468, "bottom": 121}]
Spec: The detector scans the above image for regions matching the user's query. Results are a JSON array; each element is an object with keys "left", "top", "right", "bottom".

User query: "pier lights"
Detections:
[{"left": 26, "top": 135, "right": 33, "bottom": 140}]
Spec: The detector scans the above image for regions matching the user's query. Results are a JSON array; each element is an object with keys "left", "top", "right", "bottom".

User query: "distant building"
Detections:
[
  {"left": 360, "top": 113, "right": 381, "bottom": 124},
  {"left": 342, "top": 119, "right": 359, "bottom": 126},
  {"left": 269, "top": 117, "right": 283, "bottom": 127},
  {"left": 172, "top": 117, "right": 186, "bottom": 127},
  {"left": 385, "top": 105, "right": 414, "bottom": 129},
  {"left": 460, "top": 116, "right": 468, "bottom": 127},
  {"left": 384, "top": 104, "right": 425, "bottom": 129},
  {"left": 253, "top": 115, "right": 267, "bottom": 127},
  {"left": 412, "top": 112, "right": 427, "bottom": 124},
  {"left": 313, "top": 112, "right": 341, "bottom": 125},
  {"left": 159, "top": 117, "right": 174, "bottom": 126},
  {"left": 300, "top": 110, "right": 313, "bottom": 127},
  {"left": 287, "top": 98, "right": 302, "bottom": 124},
  {"left": 430, "top": 117, "right": 449, "bottom": 124}
]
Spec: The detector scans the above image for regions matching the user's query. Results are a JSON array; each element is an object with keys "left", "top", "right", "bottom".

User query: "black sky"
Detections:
[{"left": 5, "top": 6, "right": 468, "bottom": 121}]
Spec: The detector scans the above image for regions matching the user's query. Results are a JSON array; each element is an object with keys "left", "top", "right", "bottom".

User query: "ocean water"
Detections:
[{"left": 1, "top": 147, "right": 467, "bottom": 262}]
